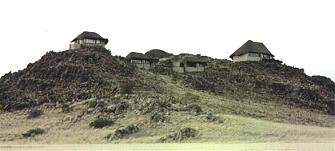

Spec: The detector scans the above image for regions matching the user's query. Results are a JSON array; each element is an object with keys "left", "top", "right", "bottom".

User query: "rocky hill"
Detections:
[
  {"left": 0, "top": 48, "right": 163, "bottom": 111},
  {"left": 0, "top": 48, "right": 335, "bottom": 144},
  {"left": 1, "top": 48, "right": 334, "bottom": 115},
  {"left": 176, "top": 59, "right": 335, "bottom": 115}
]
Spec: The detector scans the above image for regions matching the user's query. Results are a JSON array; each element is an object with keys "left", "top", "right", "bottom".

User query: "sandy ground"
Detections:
[{"left": 0, "top": 143, "right": 335, "bottom": 151}]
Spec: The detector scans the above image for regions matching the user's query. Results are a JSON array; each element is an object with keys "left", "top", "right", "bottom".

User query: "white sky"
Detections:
[{"left": 0, "top": 0, "right": 334, "bottom": 81}]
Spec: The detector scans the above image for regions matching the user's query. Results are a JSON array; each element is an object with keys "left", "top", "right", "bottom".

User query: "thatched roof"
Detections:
[
  {"left": 183, "top": 56, "right": 207, "bottom": 63},
  {"left": 230, "top": 40, "right": 273, "bottom": 58},
  {"left": 126, "top": 52, "right": 158, "bottom": 62},
  {"left": 71, "top": 31, "right": 109, "bottom": 44},
  {"left": 159, "top": 55, "right": 208, "bottom": 66},
  {"left": 145, "top": 49, "right": 173, "bottom": 59}
]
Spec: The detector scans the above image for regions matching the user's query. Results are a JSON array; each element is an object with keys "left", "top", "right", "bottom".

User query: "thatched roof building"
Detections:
[
  {"left": 145, "top": 49, "right": 173, "bottom": 59},
  {"left": 159, "top": 55, "right": 208, "bottom": 73},
  {"left": 126, "top": 52, "right": 158, "bottom": 62},
  {"left": 230, "top": 40, "right": 274, "bottom": 62},
  {"left": 182, "top": 56, "right": 207, "bottom": 65},
  {"left": 125, "top": 52, "right": 158, "bottom": 69},
  {"left": 69, "top": 31, "right": 109, "bottom": 50},
  {"left": 71, "top": 31, "right": 109, "bottom": 44}
]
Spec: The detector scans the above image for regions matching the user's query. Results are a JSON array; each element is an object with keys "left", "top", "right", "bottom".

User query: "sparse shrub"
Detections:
[
  {"left": 185, "top": 104, "right": 203, "bottom": 115},
  {"left": 160, "top": 127, "right": 198, "bottom": 142},
  {"left": 104, "top": 105, "right": 116, "bottom": 113},
  {"left": 297, "top": 89, "right": 322, "bottom": 101},
  {"left": 311, "top": 76, "right": 335, "bottom": 92},
  {"left": 177, "top": 93, "right": 200, "bottom": 105},
  {"left": 22, "top": 128, "right": 45, "bottom": 138},
  {"left": 106, "top": 124, "right": 140, "bottom": 141},
  {"left": 206, "top": 111, "right": 224, "bottom": 123},
  {"left": 89, "top": 118, "right": 114, "bottom": 128},
  {"left": 27, "top": 108, "right": 43, "bottom": 119},
  {"left": 114, "top": 101, "right": 129, "bottom": 114},
  {"left": 206, "top": 111, "right": 214, "bottom": 121},
  {"left": 87, "top": 98, "right": 99, "bottom": 108},
  {"left": 255, "top": 80, "right": 267, "bottom": 89},
  {"left": 150, "top": 112, "right": 167, "bottom": 123},
  {"left": 217, "top": 116, "right": 225, "bottom": 124},
  {"left": 138, "top": 97, "right": 171, "bottom": 114},
  {"left": 61, "top": 104, "right": 73, "bottom": 113},
  {"left": 119, "top": 81, "right": 135, "bottom": 94},
  {"left": 96, "top": 100, "right": 107, "bottom": 108},
  {"left": 150, "top": 64, "right": 174, "bottom": 75},
  {"left": 269, "top": 82, "right": 291, "bottom": 94}
]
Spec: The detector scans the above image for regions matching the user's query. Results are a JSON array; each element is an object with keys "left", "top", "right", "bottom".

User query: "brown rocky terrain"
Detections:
[
  {"left": 0, "top": 48, "right": 163, "bottom": 111},
  {"left": 180, "top": 59, "right": 335, "bottom": 115},
  {"left": 0, "top": 48, "right": 334, "bottom": 144},
  {"left": 1, "top": 48, "right": 334, "bottom": 115}
]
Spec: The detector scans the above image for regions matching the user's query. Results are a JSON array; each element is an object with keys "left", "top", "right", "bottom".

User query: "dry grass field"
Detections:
[
  {"left": 0, "top": 108, "right": 334, "bottom": 144},
  {"left": 0, "top": 143, "right": 334, "bottom": 151},
  {"left": 0, "top": 76, "right": 334, "bottom": 150}
]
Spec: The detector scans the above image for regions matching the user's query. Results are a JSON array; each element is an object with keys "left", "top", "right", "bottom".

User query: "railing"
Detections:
[{"left": 69, "top": 44, "right": 105, "bottom": 50}]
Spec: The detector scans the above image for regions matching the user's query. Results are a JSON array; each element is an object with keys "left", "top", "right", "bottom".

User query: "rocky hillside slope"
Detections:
[
  {"left": 0, "top": 48, "right": 334, "bottom": 144},
  {"left": 0, "top": 48, "right": 334, "bottom": 115},
  {"left": 154, "top": 58, "right": 335, "bottom": 115},
  {"left": 0, "top": 48, "right": 162, "bottom": 111}
]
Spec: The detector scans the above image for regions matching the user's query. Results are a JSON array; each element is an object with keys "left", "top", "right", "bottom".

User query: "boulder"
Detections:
[{"left": 160, "top": 127, "right": 198, "bottom": 142}]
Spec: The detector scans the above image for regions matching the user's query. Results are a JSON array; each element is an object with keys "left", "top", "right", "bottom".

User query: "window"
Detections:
[
  {"left": 186, "top": 62, "right": 197, "bottom": 67},
  {"left": 248, "top": 53, "right": 259, "bottom": 57}
]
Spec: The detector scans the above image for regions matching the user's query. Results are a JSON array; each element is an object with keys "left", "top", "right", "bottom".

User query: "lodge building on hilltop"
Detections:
[
  {"left": 69, "top": 31, "right": 109, "bottom": 50},
  {"left": 125, "top": 52, "right": 159, "bottom": 70},
  {"left": 68, "top": 32, "right": 277, "bottom": 72},
  {"left": 125, "top": 50, "right": 208, "bottom": 73},
  {"left": 230, "top": 40, "right": 274, "bottom": 62},
  {"left": 159, "top": 55, "right": 208, "bottom": 73}
]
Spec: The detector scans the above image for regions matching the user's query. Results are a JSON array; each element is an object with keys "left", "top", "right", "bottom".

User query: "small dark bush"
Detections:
[
  {"left": 298, "top": 89, "right": 322, "bottom": 101},
  {"left": 61, "top": 104, "right": 73, "bottom": 113},
  {"left": 138, "top": 98, "right": 171, "bottom": 114},
  {"left": 255, "top": 80, "right": 267, "bottom": 89},
  {"left": 160, "top": 127, "right": 198, "bottom": 142},
  {"left": 106, "top": 124, "right": 140, "bottom": 141},
  {"left": 206, "top": 111, "right": 214, "bottom": 121},
  {"left": 150, "top": 112, "right": 167, "bottom": 123},
  {"left": 119, "top": 81, "right": 135, "bottom": 94},
  {"left": 269, "top": 82, "right": 291, "bottom": 94},
  {"left": 87, "top": 99, "right": 98, "bottom": 108},
  {"left": 89, "top": 118, "right": 114, "bottom": 128},
  {"left": 22, "top": 128, "right": 45, "bottom": 137},
  {"left": 217, "top": 116, "right": 225, "bottom": 123},
  {"left": 185, "top": 104, "right": 203, "bottom": 115},
  {"left": 27, "top": 109, "right": 43, "bottom": 119},
  {"left": 206, "top": 111, "right": 224, "bottom": 123},
  {"left": 311, "top": 76, "right": 335, "bottom": 92},
  {"left": 114, "top": 101, "right": 129, "bottom": 114}
]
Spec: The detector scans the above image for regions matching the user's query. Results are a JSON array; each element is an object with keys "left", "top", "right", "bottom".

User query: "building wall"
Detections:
[
  {"left": 172, "top": 67, "right": 185, "bottom": 73},
  {"left": 185, "top": 66, "right": 205, "bottom": 72},
  {"left": 69, "top": 43, "right": 106, "bottom": 50},
  {"left": 82, "top": 43, "right": 106, "bottom": 47},
  {"left": 70, "top": 39, "right": 106, "bottom": 50},
  {"left": 170, "top": 60, "right": 205, "bottom": 73},
  {"left": 69, "top": 44, "right": 81, "bottom": 50},
  {"left": 171, "top": 60, "right": 182, "bottom": 67},
  {"left": 130, "top": 60, "right": 152, "bottom": 70},
  {"left": 185, "top": 67, "right": 198, "bottom": 72},
  {"left": 233, "top": 53, "right": 273, "bottom": 62},
  {"left": 77, "top": 39, "right": 106, "bottom": 45}
]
